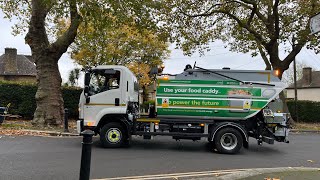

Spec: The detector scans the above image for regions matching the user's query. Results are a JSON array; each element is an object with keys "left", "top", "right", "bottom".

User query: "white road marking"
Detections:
[
  {"left": 92, "top": 168, "right": 248, "bottom": 180},
  {"left": 93, "top": 167, "right": 320, "bottom": 180}
]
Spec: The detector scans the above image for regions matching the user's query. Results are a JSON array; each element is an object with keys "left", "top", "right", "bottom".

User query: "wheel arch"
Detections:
[
  {"left": 96, "top": 114, "right": 130, "bottom": 136},
  {"left": 210, "top": 122, "right": 249, "bottom": 149}
]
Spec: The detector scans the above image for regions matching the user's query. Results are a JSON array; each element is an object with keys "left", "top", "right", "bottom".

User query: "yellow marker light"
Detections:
[
  {"left": 200, "top": 123, "right": 205, "bottom": 127},
  {"left": 274, "top": 69, "right": 280, "bottom": 77},
  {"left": 163, "top": 75, "right": 169, "bottom": 80},
  {"left": 86, "top": 122, "right": 94, "bottom": 126},
  {"left": 277, "top": 110, "right": 281, "bottom": 113},
  {"left": 155, "top": 122, "right": 159, "bottom": 125}
]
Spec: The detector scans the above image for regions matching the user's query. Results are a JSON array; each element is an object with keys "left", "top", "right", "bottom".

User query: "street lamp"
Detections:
[
  {"left": 158, "top": 64, "right": 165, "bottom": 74},
  {"left": 160, "top": 64, "right": 165, "bottom": 72}
]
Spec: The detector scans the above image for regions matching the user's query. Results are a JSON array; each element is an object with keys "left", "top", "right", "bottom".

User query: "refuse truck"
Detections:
[{"left": 77, "top": 64, "right": 290, "bottom": 154}]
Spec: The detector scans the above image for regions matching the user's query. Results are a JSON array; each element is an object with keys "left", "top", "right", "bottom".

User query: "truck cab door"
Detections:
[{"left": 83, "top": 69, "right": 123, "bottom": 124}]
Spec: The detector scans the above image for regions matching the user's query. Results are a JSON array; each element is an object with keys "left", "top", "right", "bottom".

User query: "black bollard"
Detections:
[
  {"left": 64, "top": 108, "right": 69, "bottom": 132},
  {"left": 79, "top": 130, "right": 94, "bottom": 180}
]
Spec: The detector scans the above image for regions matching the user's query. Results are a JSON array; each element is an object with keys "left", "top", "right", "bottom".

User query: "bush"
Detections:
[
  {"left": 0, "top": 81, "right": 82, "bottom": 120},
  {"left": 140, "top": 100, "right": 155, "bottom": 112},
  {"left": 62, "top": 87, "right": 83, "bottom": 119},
  {"left": 287, "top": 100, "right": 320, "bottom": 123}
]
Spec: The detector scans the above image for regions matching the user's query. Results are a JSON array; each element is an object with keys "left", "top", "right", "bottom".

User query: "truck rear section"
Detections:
[{"left": 78, "top": 65, "right": 290, "bottom": 154}]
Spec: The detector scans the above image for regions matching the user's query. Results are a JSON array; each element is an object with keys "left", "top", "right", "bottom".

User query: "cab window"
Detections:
[{"left": 88, "top": 69, "right": 121, "bottom": 95}]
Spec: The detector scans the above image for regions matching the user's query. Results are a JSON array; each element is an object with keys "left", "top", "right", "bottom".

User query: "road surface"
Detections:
[{"left": 0, "top": 133, "right": 319, "bottom": 180}]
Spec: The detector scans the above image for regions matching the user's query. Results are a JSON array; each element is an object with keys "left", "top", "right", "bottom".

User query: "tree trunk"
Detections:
[
  {"left": 32, "top": 54, "right": 64, "bottom": 126},
  {"left": 25, "top": 0, "right": 81, "bottom": 127}
]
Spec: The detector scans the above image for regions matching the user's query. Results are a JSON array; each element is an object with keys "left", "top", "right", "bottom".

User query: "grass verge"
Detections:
[{"left": 292, "top": 122, "right": 320, "bottom": 131}]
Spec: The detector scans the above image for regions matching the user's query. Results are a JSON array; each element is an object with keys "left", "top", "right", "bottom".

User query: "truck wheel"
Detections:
[
  {"left": 100, "top": 122, "right": 127, "bottom": 148},
  {"left": 214, "top": 128, "right": 243, "bottom": 154}
]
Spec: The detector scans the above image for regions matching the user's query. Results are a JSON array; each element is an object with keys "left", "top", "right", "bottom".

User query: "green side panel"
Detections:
[
  {"left": 155, "top": 81, "right": 268, "bottom": 118},
  {"left": 158, "top": 79, "right": 240, "bottom": 85},
  {"left": 156, "top": 98, "right": 268, "bottom": 109},
  {"left": 251, "top": 101, "right": 269, "bottom": 109},
  {"left": 157, "top": 86, "right": 262, "bottom": 97},
  {"left": 157, "top": 108, "right": 257, "bottom": 118}
]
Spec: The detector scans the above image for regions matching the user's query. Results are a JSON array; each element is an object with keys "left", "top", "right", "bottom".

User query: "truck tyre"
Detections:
[
  {"left": 100, "top": 122, "right": 127, "bottom": 148},
  {"left": 214, "top": 127, "right": 243, "bottom": 154}
]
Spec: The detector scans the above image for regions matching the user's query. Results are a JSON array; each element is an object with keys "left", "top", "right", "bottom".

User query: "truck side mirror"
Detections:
[
  {"left": 84, "top": 86, "right": 89, "bottom": 95},
  {"left": 84, "top": 73, "right": 90, "bottom": 86},
  {"left": 84, "top": 86, "right": 90, "bottom": 104},
  {"left": 84, "top": 72, "right": 91, "bottom": 103},
  {"left": 86, "top": 96, "right": 90, "bottom": 104}
]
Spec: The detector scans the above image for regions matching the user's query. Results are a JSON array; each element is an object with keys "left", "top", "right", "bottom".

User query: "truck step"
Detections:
[{"left": 134, "top": 131, "right": 209, "bottom": 137}]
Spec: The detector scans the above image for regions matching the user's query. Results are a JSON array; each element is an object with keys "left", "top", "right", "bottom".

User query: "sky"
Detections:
[{"left": 1, "top": 12, "right": 320, "bottom": 84}]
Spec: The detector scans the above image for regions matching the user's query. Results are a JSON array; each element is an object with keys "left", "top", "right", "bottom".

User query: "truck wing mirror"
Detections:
[
  {"left": 86, "top": 97, "right": 90, "bottom": 104},
  {"left": 84, "top": 73, "right": 90, "bottom": 86},
  {"left": 83, "top": 86, "right": 90, "bottom": 104},
  {"left": 84, "top": 86, "right": 89, "bottom": 95},
  {"left": 134, "top": 82, "right": 139, "bottom": 91}
]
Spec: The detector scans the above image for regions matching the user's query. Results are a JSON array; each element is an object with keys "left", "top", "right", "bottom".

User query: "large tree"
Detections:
[
  {"left": 0, "top": 0, "right": 162, "bottom": 126},
  {"left": 160, "top": 0, "right": 320, "bottom": 78},
  {"left": 68, "top": 19, "right": 169, "bottom": 68},
  {"left": 67, "top": 19, "right": 170, "bottom": 102}
]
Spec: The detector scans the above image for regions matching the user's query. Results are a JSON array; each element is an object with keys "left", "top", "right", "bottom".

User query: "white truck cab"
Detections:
[{"left": 78, "top": 66, "right": 139, "bottom": 133}]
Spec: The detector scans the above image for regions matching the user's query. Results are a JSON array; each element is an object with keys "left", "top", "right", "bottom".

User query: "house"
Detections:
[
  {"left": 286, "top": 67, "right": 320, "bottom": 101},
  {"left": 0, "top": 48, "right": 36, "bottom": 83}
]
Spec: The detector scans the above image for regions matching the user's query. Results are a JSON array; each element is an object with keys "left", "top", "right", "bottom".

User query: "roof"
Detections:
[
  {"left": 288, "top": 71, "right": 320, "bottom": 89},
  {"left": 0, "top": 54, "right": 36, "bottom": 76}
]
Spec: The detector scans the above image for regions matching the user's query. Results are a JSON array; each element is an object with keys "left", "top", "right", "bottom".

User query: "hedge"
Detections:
[
  {"left": 0, "top": 81, "right": 82, "bottom": 120},
  {"left": 287, "top": 100, "right": 320, "bottom": 123},
  {"left": 140, "top": 100, "right": 155, "bottom": 112}
]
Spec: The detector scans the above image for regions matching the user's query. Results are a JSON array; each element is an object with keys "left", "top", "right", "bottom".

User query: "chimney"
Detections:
[
  {"left": 302, "top": 67, "right": 312, "bottom": 87},
  {"left": 4, "top": 48, "right": 18, "bottom": 74}
]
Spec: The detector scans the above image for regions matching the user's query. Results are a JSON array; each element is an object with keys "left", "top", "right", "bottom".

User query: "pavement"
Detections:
[
  {"left": 91, "top": 167, "right": 320, "bottom": 180},
  {"left": 215, "top": 167, "right": 320, "bottom": 180}
]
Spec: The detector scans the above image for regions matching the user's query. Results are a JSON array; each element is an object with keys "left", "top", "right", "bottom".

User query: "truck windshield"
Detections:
[{"left": 88, "top": 70, "right": 121, "bottom": 95}]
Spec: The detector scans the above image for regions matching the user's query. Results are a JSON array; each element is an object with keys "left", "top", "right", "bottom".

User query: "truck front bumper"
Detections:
[
  {"left": 77, "top": 119, "right": 96, "bottom": 134},
  {"left": 76, "top": 120, "right": 84, "bottom": 134}
]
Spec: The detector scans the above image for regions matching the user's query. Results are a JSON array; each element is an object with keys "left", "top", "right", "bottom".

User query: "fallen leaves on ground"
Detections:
[
  {"left": 0, "top": 129, "right": 50, "bottom": 136},
  {"left": 0, "top": 120, "right": 78, "bottom": 135},
  {"left": 293, "top": 123, "right": 320, "bottom": 131}
]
